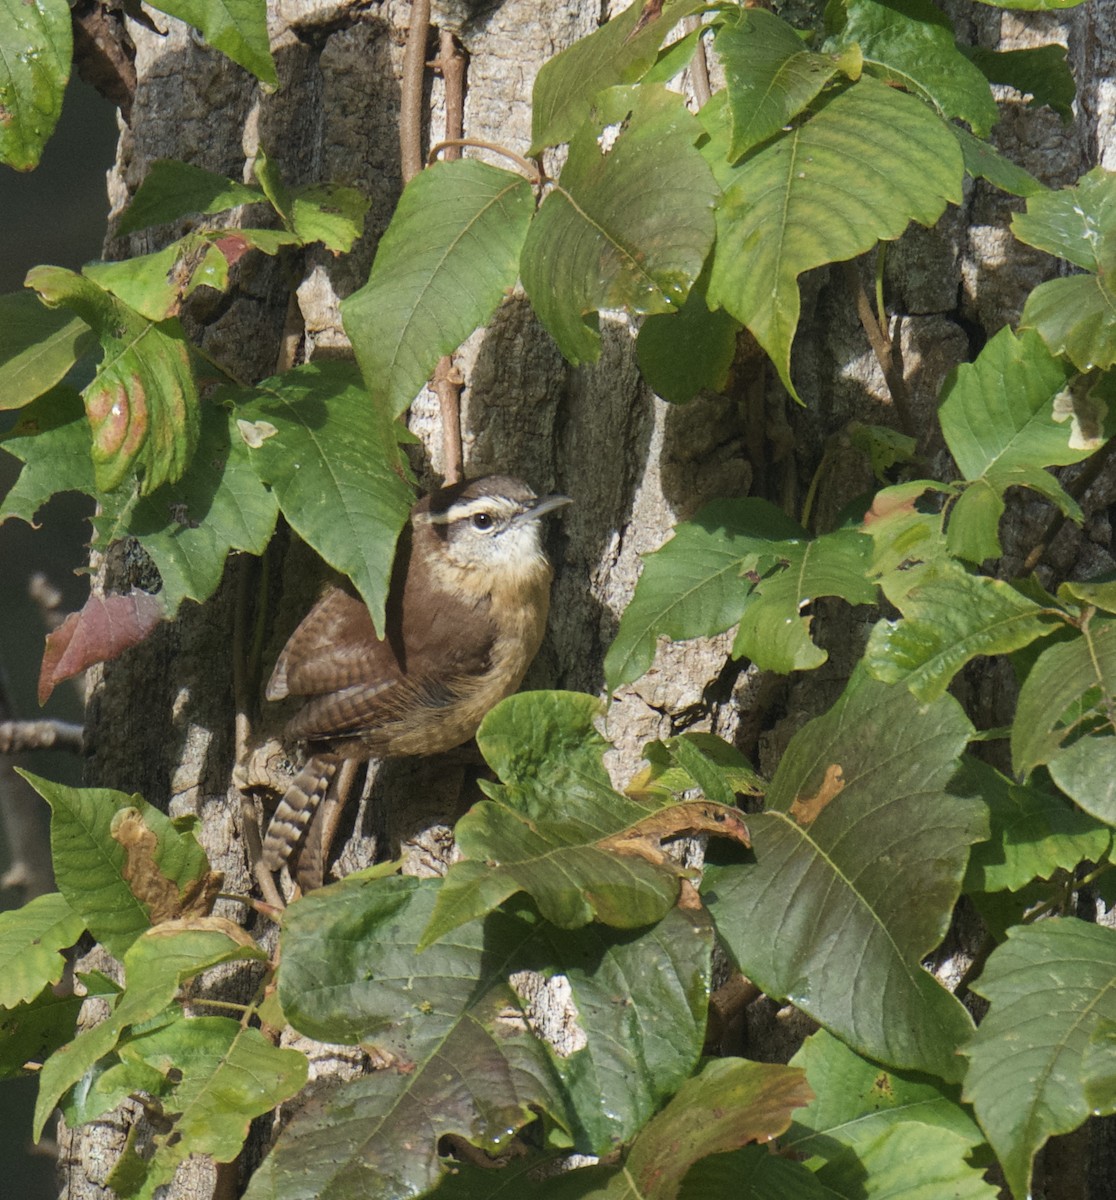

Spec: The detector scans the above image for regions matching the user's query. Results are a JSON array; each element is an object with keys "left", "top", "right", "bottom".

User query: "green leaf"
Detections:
[
  {"left": 18, "top": 771, "right": 213, "bottom": 958},
  {"left": 342, "top": 160, "right": 533, "bottom": 415},
  {"left": 732, "top": 526, "right": 877, "bottom": 673},
  {"left": 145, "top": 0, "right": 277, "bottom": 87},
  {"left": 965, "top": 44, "right": 1075, "bottom": 120},
  {"left": 1060, "top": 575, "right": 1116, "bottom": 613},
  {"left": 1084, "top": 1018, "right": 1116, "bottom": 1113},
  {"left": 863, "top": 480, "right": 952, "bottom": 603},
  {"left": 34, "top": 918, "right": 266, "bottom": 1140},
  {"left": 0, "top": 0, "right": 71, "bottom": 170},
  {"left": 116, "top": 160, "right": 264, "bottom": 236},
  {"left": 680, "top": 1147, "right": 829, "bottom": 1200},
  {"left": 0, "top": 893, "right": 84, "bottom": 1009},
  {"left": 636, "top": 276, "right": 740, "bottom": 403},
  {"left": 521, "top": 84, "right": 717, "bottom": 365},
  {"left": 961, "top": 758, "right": 1111, "bottom": 893},
  {"left": 865, "top": 559, "right": 1064, "bottom": 701},
  {"left": 108, "top": 398, "right": 279, "bottom": 614},
  {"left": 963, "top": 918, "right": 1116, "bottom": 1200},
  {"left": 938, "top": 327, "right": 1087, "bottom": 560},
  {"left": 262, "top": 875, "right": 566, "bottom": 1198},
  {"left": 786, "top": 1028, "right": 984, "bottom": 1163},
  {"left": 24, "top": 266, "right": 199, "bottom": 495},
  {"left": 825, "top": 0, "right": 997, "bottom": 136},
  {"left": 716, "top": 9, "right": 852, "bottom": 159},
  {"left": 628, "top": 731, "right": 765, "bottom": 807},
  {"left": 0, "top": 986, "right": 83, "bottom": 1080},
  {"left": 251, "top": 148, "right": 369, "bottom": 251},
  {"left": 952, "top": 125, "right": 1044, "bottom": 197},
  {"left": 107, "top": 1017, "right": 307, "bottom": 1200},
  {"left": 973, "top": 0, "right": 1088, "bottom": 12},
  {"left": 0, "top": 292, "right": 94, "bottom": 410},
  {"left": 421, "top": 692, "right": 747, "bottom": 943},
  {"left": 530, "top": 0, "right": 705, "bottom": 152},
  {"left": 707, "top": 77, "right": 962, "bottom": 399},
  {"left": 604, "top": 499, "right": 804, "bottom": 691},
  {"left": 233, "top": 361, "right": 414, "bottom": 633},
  {"left": 1047, "top": 735, "right": 1116, "bottom": 827},
  {"left": 847, "top": 421, "right": 918, "bottom": 480},
  {"left": 1011, "top": 615, "right": 1116, "bottom": 778},
  {"left": 705, "top": 670, "right": 982, "bottom": 1081},
  {"left": 0, "top": 386, "right": 95, "bottom": 524}
]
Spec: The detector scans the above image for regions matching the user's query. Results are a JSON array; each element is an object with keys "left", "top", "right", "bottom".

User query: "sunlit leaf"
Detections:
[
  {"left": 706, "top": 76, "right": 962, "bottom": 399},
  {"left": 0, "top": 0, "right": 71, "bottom": 170},
  {"left": 963, "top": 919, "right": 1116, "bottom": 1200},
  {"left": 0, "top": 893, "right": 84, "bottom": 1009},
  {"left": 522, "top": 84, "right": 717, "bottom": 365},
  {"left": 145, "top": 0, "right": 277, "bottom": 87},
  {"left": 343, "top": 160, "right": 532, "bottom": 415},
  {"left": 952, "top": 126, "right": 1044, "bottom": 197},
  {"left": 706, "top": 670, "right": 982, "bottom": 1081}
]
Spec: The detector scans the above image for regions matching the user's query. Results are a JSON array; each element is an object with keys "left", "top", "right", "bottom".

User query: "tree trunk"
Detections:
[{"left": 57, "top": 0, "right": 1116, "bottom": 1196}]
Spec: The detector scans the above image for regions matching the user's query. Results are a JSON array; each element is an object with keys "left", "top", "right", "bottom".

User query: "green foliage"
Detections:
[{"left": 6, "top": 1, "right": 1116, "bottom": 1197}]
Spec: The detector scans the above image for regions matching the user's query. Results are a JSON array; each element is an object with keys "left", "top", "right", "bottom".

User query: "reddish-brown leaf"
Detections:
[{"left": 39, "top": 590, "right": 164, "bottom": 703}]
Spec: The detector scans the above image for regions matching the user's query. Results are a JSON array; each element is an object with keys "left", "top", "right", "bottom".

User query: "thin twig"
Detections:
[
  {"left": 274, "top": 287, "right": 305, "bottom": 374},
  {"left": 435, "top": 29, "right": 465, "bottom": 148},
  {"left": 401, "top": 0, "right": 432, "bottom": 184},
  {"left": 433, "top": 357, "right": 465, "bottom": 483},
  {"left": 1022, "top": 434, "right": 1116, "bottom": 573},
  {"left": 0, "top": 720, "right": 83, "bottom": 754},
  {"left": 842, "top": 259, "right": 915, "bottom": 439},
  {"left": 427, "top": 139, "right": 542, "bottom": 182},
  {"left": 682, "top": 15, "right": 711, "bottom": 108}
]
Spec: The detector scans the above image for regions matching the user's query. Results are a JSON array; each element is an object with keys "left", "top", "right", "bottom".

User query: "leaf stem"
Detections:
[
  {"left": 842, "top": 259, "right": 915, "bottom": 439},
  {"left": 427, "top": 139, "right": 543, "bottom": 183}
]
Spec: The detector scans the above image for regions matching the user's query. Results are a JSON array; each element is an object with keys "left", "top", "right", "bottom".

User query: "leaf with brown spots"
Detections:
[
  {"left": 111, "top": 808, "right": 222, "bottom": 922},
  {"left": 39, "top": 590, "right": 164, "bottom": 703},
  {"left": 25, "top": 266, "right": 199, "bottom": 494},
  {"left": 790, "top": 763, "right": 844, "bottom": 826},
  {"left": 601, "top": 799, "right": 751, "bottom": 865}
]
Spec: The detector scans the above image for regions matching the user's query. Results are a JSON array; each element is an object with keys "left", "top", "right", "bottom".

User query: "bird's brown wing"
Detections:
[{"left": 266, "top": 584, "right": 401, "bottom": 701}]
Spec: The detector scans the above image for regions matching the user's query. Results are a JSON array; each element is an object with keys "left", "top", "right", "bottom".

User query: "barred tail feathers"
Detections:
[{"left": 261, "top": 754, "right": 339, "bottom": 870}]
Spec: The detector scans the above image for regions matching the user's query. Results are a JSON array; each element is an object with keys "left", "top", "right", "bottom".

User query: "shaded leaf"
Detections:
[
  {"left": 107, "top": 1017, "right": 307, "bottom": 1200},
  {"left": 521, "top": 84, "right": 717, "bottom": 365},
  {"left": 0, "top": 292, "right": 94, "bottom": 410},
  {"left": 263, "top": 875, "right": 566, "bottom": 1199},
  {"left": 963, "top": 918, "right": 1116, "bottom": 1200},
  {"left": 847, "top": 421, "right": 918, "bottom": 480},
  {"left": 938, "top": 327, "right": 1085, "bottom": 561},
  {"left": 716, "top": 8, "right": 853, "bottom": 159},
  {"left": 0, "top": 986, "right": 83, "bottom": 1080},
  {"left": 952, "top": 125, "right": 1044, "bottom": 197},
  {"left": 961, "top": 758, "right": 1110, "bottom": 893},
  {"left": 25, "top": 266, "right": 199, "bottom": 495},
  {"left": 421, "top": 692, "right": 747, "bottom": 945},
  {"left": 146, "top": 0, "right": 277, "bottom": 87},
  {"left": 0, "top": 893, "right": 84, "bottom": 1009},
  {"left": 1048, "top": 734, "right": 1116, "bottom": 827},
  {"left": 0, "top": 0, "right": 71, "bottom": 170},
  {"left": 628, "top": 731, "right": 765, "bottom": 806},
  {"left": 530, "top": 0, "right": 705, "bottom": 151},
  {"left": 965, "top": 43, "right": 1075, "bottom": 120},
  {"left": 115, "top": 159, "right": 264, "bottom": 236},
  {"left": 705, "top": 670, "right": 982, "bottom": 1081},
  {"left": 343, "top": 160, "right": 532, "bottom": 415},
  {"left": 825, "top": 0, "right": 997, "bottom": 136},
  {"left": 864, "top": 558, "right": 1064, "bottom": 701},
  {"left": 234, "top": 361, "right": 414, "bottom": 633},
  {"left": 38, "top": 590, "right": 165, "bottom": 704},
  {"left": 680, "top": 1146, "right": 829, "bottom": 1200},
  {"left": 1084, "top": 1017, "right": 1116, "bottom": 1113},
  {"left": 604, "top": 499, "right": 804, "bottom": 691},
  {"left": 251, "top": 147, "right": 369, "bottom": 252},
  {"left": 34, "top": 918, "right": 266, "bottom": 1139},
  {"left": 18, "top": 772, "right": 213, "bottom": 958},
  {"left": 1011, "top": 615, "right": 1116, "bottom": 778},
  {"left": 707, "top": 76, "right": 962, "bottom": 399},
  {"left": 0, "top": 386, "right": 96, "bottom": 524},
  {"left": 636, "top": 276, "right": 740, "bottom": 403}
]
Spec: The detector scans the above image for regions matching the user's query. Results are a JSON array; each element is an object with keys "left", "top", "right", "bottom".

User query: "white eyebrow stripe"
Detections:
[{"left": 425, "top": 497, "right": 524, "bottom": 525}]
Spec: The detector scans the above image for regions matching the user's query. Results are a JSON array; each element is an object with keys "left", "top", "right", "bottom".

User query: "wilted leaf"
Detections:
[
  {"left": 422, "top": 692, "right": 745, "bottom": 945},
  {"left": 706, "top": 671, "right": 983, "bottom": 1081},
  {"left": 343, "top": 160, "right": 532, "bottom": 415},
  {"left": 25, "top": 266, "right": 199, "bottom": 495},
  {"left": 110, "top": 808, "right": 222, "bottom": 921},
  {"left": 706, "top": 77, "right": 962, "bottom": 399},
  {"left": 145, "top": 0, "right": 277, "bottom": 86},
  {"left": 864, "top": 558, "right": 1064, "bottom": 700},
  {"left": 0, "top": 292, "right": 94, "bottom": 410},
  {"left": 521, "top": 84, "right": 717, "bottom": 365},
  {"left": 38, "top": 590, "right": 165, "bottom": 704},
  {"left": 234, "top": 361, "right": 414, "bottom": 633},
  {"left": 963, "top": 918, "right": 1116, "bottom": 1200},
  {"left": 0, "top": 0, "right": 71, "bottom": 170},
  {"left": 530, "top": 0, "right": 705, "bottom": 151},
  {"left": 18, "top": 772, "right": 213, "bottom": 957},
  {"left": 0, "top": 893, "right": 84, "bottom": 1009}
]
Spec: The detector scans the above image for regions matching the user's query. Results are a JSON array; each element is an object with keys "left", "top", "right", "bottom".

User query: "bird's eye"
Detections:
[{"left": 472, "top": 512, "right": 494, "bottom": 530}]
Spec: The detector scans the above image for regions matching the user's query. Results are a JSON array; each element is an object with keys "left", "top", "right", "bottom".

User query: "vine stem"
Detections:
[
  {"left": 682, "top": 15, "right": 711, "bottom": 108},
  {"left": 401, "top": 0, "right": 432, "bottom": 184},
  {"left": 427, "top": 138, "right": 542, "bottom": 182}
]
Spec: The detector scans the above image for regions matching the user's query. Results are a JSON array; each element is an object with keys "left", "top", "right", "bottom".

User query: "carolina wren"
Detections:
[{"left": 260, "top": 475, "right": 571, "bottom": 871}]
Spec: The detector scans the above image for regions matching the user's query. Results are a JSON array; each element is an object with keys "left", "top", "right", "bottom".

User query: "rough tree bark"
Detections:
[{"left": 56, "top": 0, "right": 1116, "bottom": 1197}]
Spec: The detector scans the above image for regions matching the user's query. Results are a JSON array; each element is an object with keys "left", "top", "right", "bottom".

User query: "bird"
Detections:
[{"left": 259, "top": 474, "right": 571, "bottom": 873}]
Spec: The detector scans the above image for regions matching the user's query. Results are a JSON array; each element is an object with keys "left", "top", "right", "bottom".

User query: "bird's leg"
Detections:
[{"left": 294, "top": 758, "right": 362, "bottom": 891}]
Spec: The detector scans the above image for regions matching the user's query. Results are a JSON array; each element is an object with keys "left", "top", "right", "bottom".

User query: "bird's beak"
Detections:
[{"left": 525, "top": 494, "right": 573, "bottom": 521}]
